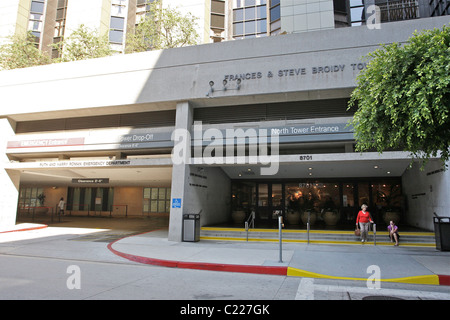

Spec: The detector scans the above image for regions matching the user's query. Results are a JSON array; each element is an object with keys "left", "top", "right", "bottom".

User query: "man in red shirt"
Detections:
[{"left": 356, "top": 204, "right": 373, "bottom": 243}]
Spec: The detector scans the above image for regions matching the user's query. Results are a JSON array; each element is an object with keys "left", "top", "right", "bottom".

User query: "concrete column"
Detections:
[
  {"left": 168, "top": 101, "right": 193, "bottom": 241},
  {"left": 0, "top": 118, "right": 20, "bottom": 230},
  {"left": 402, "top": 159, "right": 450, "bottom": 231}
]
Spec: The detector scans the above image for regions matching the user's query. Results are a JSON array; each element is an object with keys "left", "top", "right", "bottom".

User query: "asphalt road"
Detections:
[{"left": 1, "top": 218, "right": 449, "bottom": 308}]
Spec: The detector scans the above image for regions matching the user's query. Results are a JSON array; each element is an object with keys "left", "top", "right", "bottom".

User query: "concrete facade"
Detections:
[{"left": 0, "top": 16, "right": 449, "bottom": 238}]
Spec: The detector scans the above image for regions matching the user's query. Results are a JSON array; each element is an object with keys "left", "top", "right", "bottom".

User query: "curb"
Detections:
[
  {"left": 0, "top": 224, "right": 48, "bottom": 234},
  {"left": 106, "top": 240, "right": 287, "bottom": 275},
  {"left": 287, "top": 267, "right": 441, "bottom": 285},
  {"left": 107, "top": 232, "right": 450, "bottom": 286}
]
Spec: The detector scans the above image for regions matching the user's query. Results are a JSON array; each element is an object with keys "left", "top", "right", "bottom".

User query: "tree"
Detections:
[
  {"left": 348, "top": 25, "right": 450, "bottom": 167},
  {"left": 125, "top": 0, "right": 200, "bottom": 53},
  {"left": 0, "top": 31, "right": 51, "bottom": 70},
  {"left": 52, "top": 24, "right": 113, "bottom": 62}
]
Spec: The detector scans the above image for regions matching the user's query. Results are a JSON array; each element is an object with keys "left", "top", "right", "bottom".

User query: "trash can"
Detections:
[
  {"left": 183, "top": 213, "right": 200, "bottom": 242},
  {"left": 433, "top": 217, "right": 450, "bottom": 251}
]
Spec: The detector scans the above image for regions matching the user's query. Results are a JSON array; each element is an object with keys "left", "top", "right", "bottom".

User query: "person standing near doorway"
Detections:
[
  {"left": 356, "top": 204, "right": 373, "bottom": 243},
  {"left": 58, "top": 197, "right": 65, "bottom": 215}
]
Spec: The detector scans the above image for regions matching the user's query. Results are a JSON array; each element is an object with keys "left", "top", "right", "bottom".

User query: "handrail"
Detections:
[
  {"left": 373, "top": 223, "right": 377, "bottom": 246},
  {"left": 245, "top": 210, "right": 255, "bottom": 242}
]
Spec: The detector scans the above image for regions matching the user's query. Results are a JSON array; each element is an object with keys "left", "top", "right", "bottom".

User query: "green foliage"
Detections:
[
  {"left": 52, "top": 24, "right": 113, "bottom": 62},
  {"left": 125, "top": 0, "right": 200, "bottom": 53},
  {"left": 0, "top": 31, "right": 51, "bottom": 70},
  {"left": 348, "top": 25, "right": 450, "bottom": 167},
  {"left": 0, "top": 25, "right": 112, "bottom": 70}
]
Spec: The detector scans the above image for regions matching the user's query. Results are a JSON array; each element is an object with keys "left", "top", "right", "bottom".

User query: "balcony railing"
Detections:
[{"left": 378, "top": 0, "right": 419, "bottom": 22}]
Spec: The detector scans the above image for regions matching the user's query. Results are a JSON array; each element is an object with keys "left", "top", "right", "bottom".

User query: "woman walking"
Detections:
[{"left": 356, "top": 204, "right": 373, "bottom": 243}]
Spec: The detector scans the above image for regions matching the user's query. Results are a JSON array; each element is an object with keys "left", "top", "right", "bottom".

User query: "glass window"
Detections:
[
  {"left": 31, "top": 1, "right": 45, "bottom": 13},
  {"left": 270, "top": 4, "right": 280, "bottom": 21},
  {"left": 66, "top": 187, "right": 113, "bottom": 212},
  {"left": 28, "top": 20, "right": 42, "bottom": 31},
  {"left": 350, "top": 0, "right": 364, "bottom": 6},
  {"left": 31, "top": 31, "right": 41, "bottom": 40},
  {"left": 30, "top": 13, "right": 42, "bottom": 20},
  {"left": 18, "top": 187, "right": 43, "bottom": 209},
  {"left": 158, "top": 201, "right": 166, "bottom": 212},
  {"left": 272, "top": 184, "right": 282, "bottom": 207},
  {"left": 350, "top": 7, "right": 364, "bottom": 22},
  {"left": 316, "top": 183, "right": 340, "bottom": 210},
  {"left": 234, "top": 8, "right": 244, "bottom": 21},
  {"left": 258, "top": 184, "right": 268, "bottom": 206},
  {"left": 245, "top": 0, "right": 255, "bottom": 6},
  {"left": 233, "top": 22, "right": 244, "bottom": 35},
  {"left": 342, "top": 183, "right": 355, "bottom": 207},
  {"left": 257, "top": 5, "right": 267, "bottom": 19},
  {"left": 257, "top": 19, "right": 267, "bottom": 33},
  {"left": 270, "top": 19, "right": 280, "bottom": 32},
  {"left": 245, "top": 20, "right": 256, "bottom": 34},
  {"left": 358, "top": 183, "right": 370, "bottom": 207},
  {"left": 109, "top": 30, "right": 123, "bottom": 43},
  {"left": 372, "top": 182, "right": 402, "bottom": 210},
  {"left": 143, "top": 187, "right": 171, "bottom": 214},
  {"left": 56, "top": 8, "right": 66, "bottom": 20},
  {"left": 110, "top": 16, "right": 124, "bottom": 29},
  {"left": 245, "top": 6, "right": 256, "bottom": 20},
  {"left": 211, "top": 0, "right": 225, "bottom": 14},
  {"left": 231, "top": 182, "right": 256, "bottom": 212},
  {"left": 271, "top": 0, "right": 280, "bottom": 6}
]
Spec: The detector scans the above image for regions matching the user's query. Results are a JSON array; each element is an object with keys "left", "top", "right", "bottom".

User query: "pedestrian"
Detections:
[
  {"left": 355, "top": 204, "right": 373, "bottom": 243},
  {"left": 387, "top": 220, "right": 399, "bottom": 246},
  {"left": 58, "top": 197, "right": 65, "bottom": 215}
]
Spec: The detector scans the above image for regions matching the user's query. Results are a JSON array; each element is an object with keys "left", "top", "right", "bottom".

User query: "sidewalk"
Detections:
[
  {"left": 3, "top": 223, "right": 450, "bottom": 286},
  {"left": 107, "top": 228, "right": 450, "bottom": 286}
]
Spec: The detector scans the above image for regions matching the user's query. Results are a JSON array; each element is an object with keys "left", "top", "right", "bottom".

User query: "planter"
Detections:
[
  {"left": 323, "top": 210, "right": 340, "bottom": 226},
  {"left": 231, "top": 210, "right": 246, "bottom": 224},
  {"left": 286, "top": 211, "right": 301, "bottom": 225},
  {"left": 383, "top": 211, "right": 401, "bottom": 225},
  {"left": 301, "top": 210, "right": 316, "bottom": 225}
]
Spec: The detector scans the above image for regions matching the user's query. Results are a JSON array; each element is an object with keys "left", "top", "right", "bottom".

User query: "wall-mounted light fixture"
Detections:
[{"left": 206, "top": 79, "right": 241, "bottom": 97}]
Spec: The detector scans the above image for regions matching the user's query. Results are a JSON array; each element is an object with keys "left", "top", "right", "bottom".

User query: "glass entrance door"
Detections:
[
  {"left": 271, "top": 183, "right": 283, "bottom": 219},
  {"left": 256, "top": 183, "right": 284, "bottom": 225},
  {"left": 257, "top": 183, "right": 269, "bottom": 221}
]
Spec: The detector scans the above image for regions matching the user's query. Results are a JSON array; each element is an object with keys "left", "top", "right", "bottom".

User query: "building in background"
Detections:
[
  {"left": 1, "top": 1, "right": 448, "bottom": 54},
  {"left": 0, "top": 1, "right": 448, "bottom": 239}
]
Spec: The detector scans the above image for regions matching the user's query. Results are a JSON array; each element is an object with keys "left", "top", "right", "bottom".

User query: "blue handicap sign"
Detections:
[{"left": 172, "top": 198, "right": 182, "bottom": 208}]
